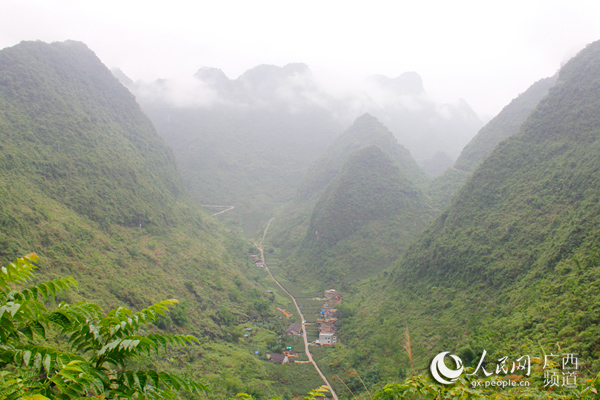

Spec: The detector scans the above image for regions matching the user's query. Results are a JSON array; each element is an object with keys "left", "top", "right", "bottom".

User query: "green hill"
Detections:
[
  {"left": 283, "top": 145, "right": 434, "bottom": 288},
  {"left": 0, "top": 40, "right": 182, "bottom": 229},
  {"left": 307, "top": 145, "right": 429, "bottom": 249},
  {"left": 269, "top": 114, "right": 429, "bottom": 260},
  {"left": 455, "top": 74, "right": 558, "bottom": 172},
  {"left": 428, "top": 74, "right": 557, "bottom": 209},
  {"left": 333, "top": 39, "right": 600, "bottom": 391},
  {"left": 0, "top": 40, "right": 307, "bottom": 399},
  {"left": 269, "top": 115, "right": 435, "bottom": 290},
  {"left": 298, "top": 113, "right": 428, "bottom": 200}
]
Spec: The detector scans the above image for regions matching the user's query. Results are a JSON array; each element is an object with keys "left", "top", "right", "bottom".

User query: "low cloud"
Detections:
[
  {"left": 118, "top": 63, "right": 483, "bottom": 164},
  {"left": 133, "top": 76, "right": 220, "bottom": 108}
]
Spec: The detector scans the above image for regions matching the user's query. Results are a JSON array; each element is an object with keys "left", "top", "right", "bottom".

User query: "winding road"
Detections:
[{"left": 256, "top": 218, "right": 338, "bottom": 400}]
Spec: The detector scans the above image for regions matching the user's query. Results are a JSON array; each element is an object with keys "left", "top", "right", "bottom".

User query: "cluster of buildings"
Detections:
[
  {"left": 267, "top": 289, "right": 343, "bottom": 364},
  {"left": 316, "top": 289, "right": 342, "bottom": 346},
  {"left": 249, "top": 254, "right": 265, "bottom": 268}
]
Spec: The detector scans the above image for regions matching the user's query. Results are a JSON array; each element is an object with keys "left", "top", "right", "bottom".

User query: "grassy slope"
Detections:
[{"left": 333, "top": 39, "right": 600, "bottom": 392}]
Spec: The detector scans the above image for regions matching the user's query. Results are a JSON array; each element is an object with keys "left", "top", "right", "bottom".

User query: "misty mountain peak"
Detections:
[
  {"left": 238, "top": 62, "right": 311, "bottom": 85},
  {"left": 370, "top": 71, "right": 425, "bottom": 96},
  {"left": 54, "top": 39, "right": 91, "bottom": 51},
  {"left": 350, "top": 113, "right": 393, "bottom": 138},
  {"left": 193, "top": 67, "right": 230, "bottom": 86},
  {"left": 282, "top": 62, "right": 310, "bottom": 74}
]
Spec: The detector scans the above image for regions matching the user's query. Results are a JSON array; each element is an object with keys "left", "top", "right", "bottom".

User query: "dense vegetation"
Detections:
[
  {"left": 279, "top": 146, "right": 434, "bottom": 289},
  {"left": 0, "top": 41, "right": 309, "bottom": 399},
  {"left": 0, "top": 40, "right": 182, "bottom": 229},
  {"left": 0, "top": 254, "right": 207, "bottom": 400},
  {"left": 454, "top": 75, "right": 558, "bottom": 173},
  {"left": 297, "top": 114, "right": 428, "bottom": 200},
  {"left": 428, "top": 74, "right": 557, "bottom": 209},
  {"left": 331, "top": 39, "right": 600, "bottom": 397},
  {"left": 269, "top": 113, "right": 429, "bottom": 254},
  {"left": 308, "top": 146, "right": 425, "bottom": 247}
]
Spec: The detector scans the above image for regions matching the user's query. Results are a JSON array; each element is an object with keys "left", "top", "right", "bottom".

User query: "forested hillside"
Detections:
[
  {"left": 454, "top": 75, "right": 558, "bottom": 172},
  {"left": 269, "top": 115, "right": 435, "bottom": 290},
  {"left": 0, "top": 40, "right": 301, "bottom": 399},
  {"left": 0, "top": 41, "right": 182, "bottom": 229},
  {"left": 428, "top": 74, "right": 557, "bottom": 209},
  {"left": 332, "top": 39, "right": 600, "bottom": 394}
]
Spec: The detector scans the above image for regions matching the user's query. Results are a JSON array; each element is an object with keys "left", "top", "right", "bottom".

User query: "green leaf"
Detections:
[{"left": 1, "top": 255, "right": 208, "bottom": 399}]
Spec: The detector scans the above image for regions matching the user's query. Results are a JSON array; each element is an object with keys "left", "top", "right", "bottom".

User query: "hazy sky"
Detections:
[{"left": 2, "top": 0, "right": 600, "bottom": 118}]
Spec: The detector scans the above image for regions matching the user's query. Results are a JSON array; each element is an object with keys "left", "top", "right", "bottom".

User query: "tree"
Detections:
[{"left": 0, "top": 254, "right": 208, "bottom": 400}]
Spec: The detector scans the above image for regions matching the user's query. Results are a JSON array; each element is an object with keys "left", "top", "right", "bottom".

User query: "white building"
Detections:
[{"left": 319, "top": 332, "right": 337, "bottom": 346}]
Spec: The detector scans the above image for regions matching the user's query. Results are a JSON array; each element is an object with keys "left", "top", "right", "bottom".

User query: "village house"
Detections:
[
  {"left": 250, "top": 255, "right": 266, "bottom": 267},
  {"left": 321, "top": 301, "right": 340, "bottom": 315},
  {"left": 318, "top": 332, "right": 336, "bottom": 346},
  {"left": 267, "top": 353, "right": 289, "bottom": 364},
  {"left": 319, "top": 321, "right": 335, "bottom": 334},
  {"left": 285, "top": 322, "right": 302, "bottom": 336}
]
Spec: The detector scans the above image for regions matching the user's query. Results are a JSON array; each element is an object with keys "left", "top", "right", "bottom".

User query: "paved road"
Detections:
[{"left": 256, "top": 218, "right": 338, "bottom": 400}]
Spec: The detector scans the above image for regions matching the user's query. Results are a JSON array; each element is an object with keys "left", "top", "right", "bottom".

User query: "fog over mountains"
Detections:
[
  {"left": 115, "top": 63, "right": 484, "bottom": 172},
  {"left": 111, "top": 62, "right": 484, "bottom": 235}
]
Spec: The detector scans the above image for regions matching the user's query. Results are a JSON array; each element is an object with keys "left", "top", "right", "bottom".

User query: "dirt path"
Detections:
[
  {"left": 451, "top": 166, "right": 469, "bottom": 173},
  {"left": 256, "top": 218, "right": 338, "bottom": 400},
  {"left": 200, "top": 205, "right": 235, "bottom": 216}
]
